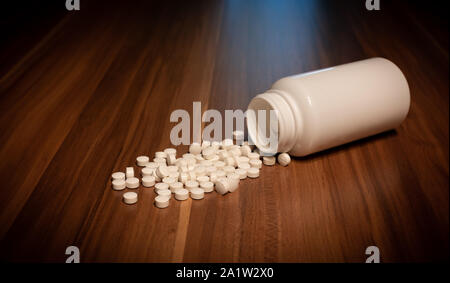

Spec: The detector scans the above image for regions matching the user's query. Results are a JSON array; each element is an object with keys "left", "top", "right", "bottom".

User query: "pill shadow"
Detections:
[{"left": 291, "top": 130, "right": 398, "bottom": 162}]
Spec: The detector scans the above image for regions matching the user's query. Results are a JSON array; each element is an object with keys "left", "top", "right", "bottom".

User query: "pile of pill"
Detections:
[{"left": 110, "top": 131, "right": 291, "bottom": 208}]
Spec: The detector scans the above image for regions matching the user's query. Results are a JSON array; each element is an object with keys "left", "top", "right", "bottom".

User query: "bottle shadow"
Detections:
[{"left": 291, "top": 130, "right": 398, "bottom": 162}]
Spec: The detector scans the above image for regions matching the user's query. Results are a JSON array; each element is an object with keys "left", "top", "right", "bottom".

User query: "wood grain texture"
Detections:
[{"left": 0, "top": 0, "right": 448, "bottom": 262}]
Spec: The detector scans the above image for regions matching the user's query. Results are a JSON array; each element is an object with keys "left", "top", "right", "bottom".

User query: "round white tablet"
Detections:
[
  {"left": 214, "top": 161, "right": 225, "bottom": 169},
  {"left": 200, "top": 181, "right": 214, "bottom": 193},
  {"left": 185, "top": 180, "right": 199, "bottom": 191},
  {"left": 167, "top": 154, "right": 177, "bottom": 166},
  {"left": 170, "top": 182, "right": 184, "bottom": 193},
  {"left": 112, "top": 172, "right": 125, "bottom": 181},
  {"left": 153, "top": 157, "right": 166, "bottom": 165},
  {"left": 141, "top": 167, "right": 154, "bottom": 177},
  {"left": 156, "top": 165, "right": 169, "bottom": 178},
  {"left": 190, "top": 188, "right": 205, "bottom": 200},
  {"left": 247, "top": 168, "right": 260, "bottom": 178},
  {"left": 215, "top": 178, "right": 230, "bottom": 195},
  {"left": 249, "top": 159, "right": 262, "bottom": 169},
  {"left": 179, "top": 172, "right": 189, "bottom": 184},
  {"left": 167, "top": 165, "right": 179, "bottom": 173},
  {"left": 225, "top": 157, "right": 236, "bottom": 167},
  {"left": 227, "top": 173, "right": 240, "bottom": 192},
  {"left": 155, "top": 151, "right": 167, "bottom": 159},
  {"left": 235, "top": 168, "right": 247, "bottom": 179},
  {"left": 154, "top": 195, "right": 170, "bottom": 208},
  {"left": 123, "top": 192, "right": 138, "bottom": 204},
  {"left": 145, "top": 162, "right": 159, "bottom": 170},
  {"left": 126, "top": 167, "right": 134, "bottom": 178},
  {"left": 157, "top": 189, "right": 171, "bottom": 199},
  {"left": 263, "top": 156, "right": 276, "bottom": 166},
  {"left": 223, "top": 165, "right": 235, "bottom": 174},
  {"left": 247, "top": 152, "right": 260, "bottom": 160},
  {"left": 112, "top": 179, "right": 126, "bottom": 190},
  {"left": 136, "top": 155, "right": 149, "bottom": 166},
  {"left": 162, "top": 177, "right": 176, "bottom": 185},
  {"left": 189, "top": 143, "right": 202, "bottom": 155},
  {"left": 152, "top": 169, "right": 161, "bottom": 182},
  {"left": 164, "top": 148, "right": 176, "bottom": 156},
  {"left": 125, "top": 177, "right": 139, "bottom": 189},
  {"left": 197, "top": 176, "right": 209, "bottom": 183},
  {"left": 142, "top": 176, "right": 156, "bottom": 187},
  {"left": 155, "top": 182, "right": 169, "bottom": 193},
  {"left": 169, "top": 172, "right": 180, "bottom": 179},
  {"left": 175, "top": 189, "right": 189, "bottom": 201},
  {"left": 201, "top": 141, "right": 211, "bottom": 149},
  {"left": 277, "top": 152, "right": 291, "bottom": 166},
  {"left": 238, "top": 163, "right": 251, "bottom": 170},
  {"left": 240, "top": 145, "right": 252, "bottom": 157}
]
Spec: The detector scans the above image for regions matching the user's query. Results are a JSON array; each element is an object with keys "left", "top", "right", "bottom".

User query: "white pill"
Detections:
[
  {"left": 169, "top": 172, "right": 180, "bottom": 179},
  {"left": 238, "top": 156, "right": 250, "bottom": 163},
  {"left": 205, "top": 166, "right": 217, "bottom": 176},
  {"left": 167, "top": 165, "right": 178, "bottom": 173},
  {"left": 222, "top": 139, "right": 233, "bottom": 150},
  {"left": 238, "top": 163, "right": 251, "bottom": 170},
  {"left": 200, "top": 181, "right": 214, "bottom": 193},
  {"left": 215, "top": 178, "right": 230, "bottom": 195},
  {"left": 141, "top": 167, "right": 154, "bottom": 177},
  {"left": 194, "top": 154, "right": 204, "bottom": 161},
  {"left": 123, "top": 192, "right": 138, "bottom": 204},
  {"left": 240, "top": 145, "right": 252, "bottom": 157},
  {"left": 190, "top": 188, "right": 205, "bottom": 200},
  {"left": 175, "top": 189, "right": 189, "bottom": 201},
  {"left": 229, "top": 148, "right": 241, "bottom": 157},
  {"left": 263, "top": 156, "right": 276, "bottom": 166},
  {"left": 197, "top": 176, "right": 209, "bottom": 183},
  {"left": 145, "top": 162, "right": 159, "bottom": 170},
  {"left": 136, "top": 155, "right": 150, "bottom": 166},
  {"left": 215, "top": 170, "right": 226, "bottom": 178},
  {"left": 112, "top": 172, "right": 125, "bottom": 181},
  {"left": 235, "top": 168, "right": 247, "bottom": 179},
  {"left": 185, "top": 180, "right": 199, "bottom": 191},
  {"left": 247, "top": 152, "right": 260, "bottom": 160},
  {"left": 164, "top": 148, "right": 176, "bottom": 156},
  {"left": 156, "top": 165, "right": 169, "bottom": 178},
  {"left": 183, "top": 153, "right": 196, "bottom": 159},
  {"left": 249, "top": 159, "right": 262, "bottom": 169},
  {"left": 157, "top": 189, "right": 171, "bottom": 199},
  {"left": 194, "top": 166, "right": 206, "bottom": 177},
  {"left": 202, "top": 147, "right": 215, "bottom": 158},
  {"left": 126, "top": 167, "right": 134, "bottom": 178},
  {"left": 152, "top": 169, "right": 161, "bottom": 182},
  {"left": 155, "top": 182, "right": 169, "bottom": 193},
  {"left": 201, "top": 141, "right": 211, "bottom": 149},
  {"left": 214, "top": 161, "right": 225, "bottom": 170},
  {"left": 142, "top": 176, "right": 156, "bottom": 187},
  {"left": 162, "top": 177, "right": 176, "bottom": 185},
  {"left": 186, "top": 158, "right": 197, "bottom": 166},
  {"left": 208, "top": 155, "right": 219, "bottom": 162},
  {"left": 278, "top": 152, "right": 291, "bottom": 166},
  {"left": 225, "top": 156, "right": 236, "bottom": 167},
  {"left": 112, "top": 179, "right": 126, "bottom": 190},
  {"left": 153, "top": 157, "right": 166, "bottom": 165},
  {"left": 155, "top": 151, "right": 167, "bottom": 159},
  {"left": 211, "top": 141, "right": 221, "bottom": 150},
  {"left": 154, "top": 195, "right": 170, "bottom": 208},
  {"left": 188, "top": 171, "right": 197, "bottom": 182},
  {"left": 227, "top": 173, "right": 240, "bottom": 192},
  {"left": 167, "top": 154, "right": 177, "bottom": 165},
  {"left": 125, "top": 177, "right": 139, "bottom": 189},
  {"left": 247, "top": 167, "right": 260, "bottom": 178},
  {"left": 176, "top": 158, "right": 188, "bottom": 167},
  {"left": 218, "top": 150, "right": 229, "bottom": 161},
  {"left": 179, "top": 172, "right": 189, "bottom": 183},
  {"left": 223, "top": 165, "right": 235, "bottom": 174},
  {"left": 170, "top": 182, "right": 184, "bottom": 193},
  {"left": 189, "top": 143, "right": 202, "bottom": 155}
]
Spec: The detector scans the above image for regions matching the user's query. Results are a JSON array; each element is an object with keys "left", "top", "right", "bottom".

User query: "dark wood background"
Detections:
[{"left": 0, "top": 0, "right": 448, "bottom": 262}]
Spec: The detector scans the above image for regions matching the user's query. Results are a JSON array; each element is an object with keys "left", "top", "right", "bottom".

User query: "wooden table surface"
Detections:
[{"left": 0, "top": 0, "right": 448, "bottom": 262}]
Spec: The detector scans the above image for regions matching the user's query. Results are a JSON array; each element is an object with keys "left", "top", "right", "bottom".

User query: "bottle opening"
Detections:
[{"left": 246, "top": 95, "right": 280, "bottom": 155}]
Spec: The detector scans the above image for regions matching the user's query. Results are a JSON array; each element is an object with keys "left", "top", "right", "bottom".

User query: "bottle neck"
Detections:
[{"left": 247, "top": 91, "right": 298, "bottom": 154}]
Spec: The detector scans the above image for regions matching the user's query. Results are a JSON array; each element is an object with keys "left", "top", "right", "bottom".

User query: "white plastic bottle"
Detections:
[{"left": 246, "top": 58, "right": 410, "bottom": 157}]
